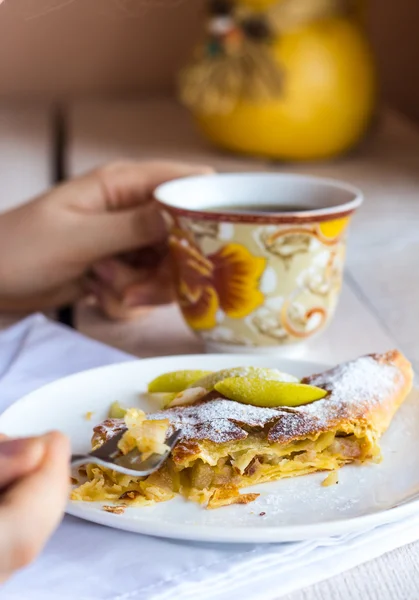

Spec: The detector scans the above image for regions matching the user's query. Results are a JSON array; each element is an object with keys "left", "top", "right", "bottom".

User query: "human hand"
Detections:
[
  {"left": 0, "top": 433, "right": 70, "bottom": 583},
  {"left": 0, "top": 161, "right": 211, "bottom": 319}
]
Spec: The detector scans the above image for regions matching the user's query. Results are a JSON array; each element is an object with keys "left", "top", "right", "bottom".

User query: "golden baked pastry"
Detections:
[{"left": 71, "top": 351, "right": 413, "bottom": 509}]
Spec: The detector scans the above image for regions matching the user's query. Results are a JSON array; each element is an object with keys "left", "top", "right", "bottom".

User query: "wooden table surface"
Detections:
[{"left": 1, "top": 99, "right": 419, "bottom": 599}]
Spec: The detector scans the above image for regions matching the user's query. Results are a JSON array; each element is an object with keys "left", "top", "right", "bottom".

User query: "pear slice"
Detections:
[
  {"left": 108, "top": 401, "right": 127, "bottom": 419},
  {"left": 215, "top": 377, "right": 327, "bottom": 407},
  {"left": 192, "top": 367, "right": 298, "bottom": 391},
  {"left": 165, "top": 387, "right": 208, "bottom": 408},
  {"left": 148, "top": 370, "right": 213, "bottom": 393},
  {"left": 148, "top": 392, "right": 177, "bottom": 409}
]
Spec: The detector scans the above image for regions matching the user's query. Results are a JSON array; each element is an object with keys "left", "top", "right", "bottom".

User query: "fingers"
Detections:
[
  {"left": 51, "top": 160, "right": 213, "bottom": 213},
  {"left": 121, "top": 256, "right": 175, "bottom": 308},
  {"left": 85, "top": 281, "right": 152, "bottom": 321},
  {"left": 90, "top": 242, "right": 170, "bottom": 295},
  {"left": 0, "top": 437, "right": 45, "bottom": 490},
  {"left": 0, "top": 160, "right": 211, "bottom": 317},
  {"left": 91, "top": 258, "right": 150, "bottom": 293},
  {"left": 85, "top": 158, "right": 213, "bottom": 259},
  {"left": 95, "top": 160, "right": 214, "bottom": 212},
  {"left": 87, "top": 257, "right": 174, "bottom": 320},
  {"left": 0, "top": 432, "right": 70, "bottom": 580},
  {"left": 87, "top": 277, "right": 174, "bottom": 321},
  {"left": 118, "top": 242, "right": 168, "bottom": 269},
  {"left": 44, "top": 160, "right": 212, "bottom": 262},
  {"left": 81, "top": 202, "right": 167, "bottom": 263}
]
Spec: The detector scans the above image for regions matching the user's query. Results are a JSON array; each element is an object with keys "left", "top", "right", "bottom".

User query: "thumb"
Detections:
[
  {"left": 76, "top": 202, "right": 167, "bottom": 262},
  {"left": 0, "top": 433, "right": 70, "bottom": 579},
  {"left": 54, "top": 160, "right": 213, "bottom": 262},
  {"left": 0, "top": 438, "right": 45, "bottom": 490}
]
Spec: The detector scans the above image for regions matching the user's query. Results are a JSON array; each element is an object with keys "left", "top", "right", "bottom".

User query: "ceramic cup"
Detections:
[{"left": 155, "top": 173, "right": 363, "bottom": 354}]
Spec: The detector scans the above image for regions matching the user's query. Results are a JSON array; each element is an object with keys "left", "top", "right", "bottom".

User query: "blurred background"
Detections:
[
  {"left": 0, "top": 0, "right": 418, "bottom": 123},
  {"left": 1, "top": 0, "right": 418, "bottom": 362}
]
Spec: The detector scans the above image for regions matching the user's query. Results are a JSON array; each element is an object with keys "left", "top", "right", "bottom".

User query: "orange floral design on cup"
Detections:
[{"left": 169, "top": 233, "right": 266, "bottom": 330}]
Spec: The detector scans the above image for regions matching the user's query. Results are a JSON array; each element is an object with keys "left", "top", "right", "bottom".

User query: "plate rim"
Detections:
[{"left": 64, "top": 495, "right": 419, "bottom": 543}]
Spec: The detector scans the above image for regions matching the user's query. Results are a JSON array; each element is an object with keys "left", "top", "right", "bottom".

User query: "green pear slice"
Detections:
[{"left": 215, "top": 377, "right": 327, "bottom": 407}]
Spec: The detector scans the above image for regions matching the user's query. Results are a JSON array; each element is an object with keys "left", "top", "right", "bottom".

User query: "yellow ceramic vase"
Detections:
[{"left": 190, "top": 0, "right": 376, "bottom": 162}]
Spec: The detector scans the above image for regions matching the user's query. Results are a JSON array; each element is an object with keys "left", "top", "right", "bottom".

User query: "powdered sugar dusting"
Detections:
[
  {"left": 96, "top": 353, "right": 409, "bottom": 446},
  {"left": 151, "top": 353, "right": 407, "bottom": 444},
  {"left": 93, "top": 418, "right": 126, "bottom": 442},
  {"left": 302, "top": 355, "right": 404, "bottom": 427},
  {"left": 148, "top": 399, "right": 281, "bottom": 444}
]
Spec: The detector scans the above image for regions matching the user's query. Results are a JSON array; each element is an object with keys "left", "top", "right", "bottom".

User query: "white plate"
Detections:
[{"left": 0, "top": 354, "right": 418, "bottom": 544}]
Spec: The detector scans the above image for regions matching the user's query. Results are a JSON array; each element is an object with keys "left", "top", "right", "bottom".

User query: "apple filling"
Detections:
[{"left": 71, "top": 428, "right": 379, "bottom": 509}]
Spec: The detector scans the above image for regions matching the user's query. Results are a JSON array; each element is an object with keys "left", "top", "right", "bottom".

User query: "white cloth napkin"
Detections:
[{"left": 2, "top": 314, "right": 419, "bottom": 600}]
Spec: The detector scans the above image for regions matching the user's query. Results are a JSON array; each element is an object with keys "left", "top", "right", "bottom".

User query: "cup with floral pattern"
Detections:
[{"left": 155, "top": 173, "right": 363, "bottom": 353}]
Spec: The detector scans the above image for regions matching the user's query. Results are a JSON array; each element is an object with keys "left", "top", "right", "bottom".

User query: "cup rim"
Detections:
[{"left": 154, "top": 172, "right": 363, "bottom": 224}]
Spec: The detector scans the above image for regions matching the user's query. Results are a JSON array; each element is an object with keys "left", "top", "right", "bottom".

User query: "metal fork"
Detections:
[{"left": 71, "top": 429, "right": 181, "bottom": 477}]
